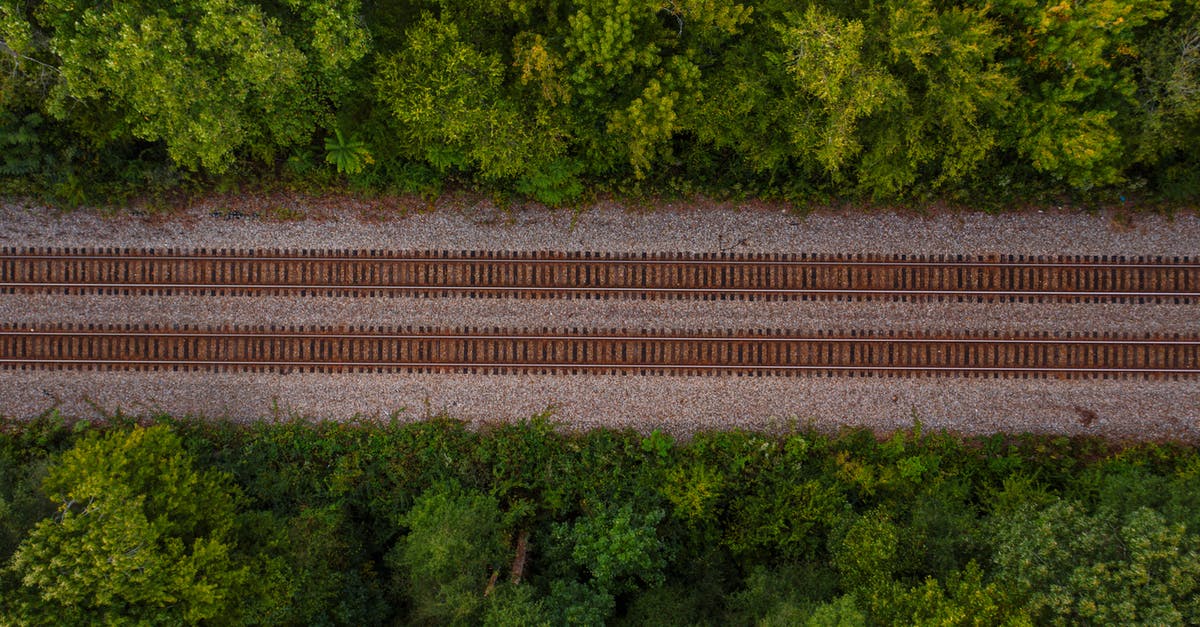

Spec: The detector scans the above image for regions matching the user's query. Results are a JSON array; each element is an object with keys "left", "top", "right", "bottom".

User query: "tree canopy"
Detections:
[
  {"left": 2, "top": 0, "right": 1197, "bottom": 203},
  {"left": 6, "top": 425, "right": 257, "bottom": 623},
  {"left": 2, "top": 415, "right": 1198, "bottom": 624}
]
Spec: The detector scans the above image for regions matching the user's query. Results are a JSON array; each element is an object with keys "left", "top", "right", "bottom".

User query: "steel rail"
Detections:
[
  {"left": 4, "top": 251, "right": 1197, "bottom": 269},
  {"left": 2, "top": 329, "right": 1198, "bottom": 346},
  {"left": 5, "top": 250, "right": 1197, "bottom": 303},
  {"left": 3, "top": 326, "right": 1196, "bottom": 377},
  {"left": 0, "top": 359, "right": 1194, "bottom": 374},
  {"left": 2, "top": 282, "right": 1196, "bottom": 298}
]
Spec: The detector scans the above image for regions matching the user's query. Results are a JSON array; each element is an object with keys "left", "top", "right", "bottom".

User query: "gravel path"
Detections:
[
  {"left": 1, "top": 200, "right": 1197, "bottom": 439},
  {"left": 4, "top": 295, "right": 1197, "bottom": 335},
  {"left": 3, "top": 371, "right": 1195, "bottom": 441},
  {"left": 3, "top": 201, "right": 1198, "bottom": 256}
]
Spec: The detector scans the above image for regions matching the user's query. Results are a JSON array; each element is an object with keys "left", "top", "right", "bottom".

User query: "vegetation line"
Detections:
[
  {"left": 2, "top": 0, "right": 1197, "bottom": 206},
  {"left": 1, "top": 412, "right": 1198, "bottom": 624}
]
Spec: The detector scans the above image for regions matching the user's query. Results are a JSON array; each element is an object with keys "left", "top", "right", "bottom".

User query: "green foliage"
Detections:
[
  {"left": 374, "top": 13, "right": 502, "bottom": 151},
  {"left": 545, "top": 578, "right": 616, "bottom": 626},
  {"left": 661, "top": 461, "right": 726, "bottom": 527},
  {"left": 996, "top": 0, "right": 1174, "bottom": 189},
  {"left": 725, "top": 476, "right": 847, "bottom": 561},
  {"left": 387, "top": 481, "right": 511, "bottom": 625},
  {"left": 897, "top": 478, "right": 980, "bottom": 579},
  {"left": 606, "top": 58, "right": 701, "bottom": 178},
  {"left": 0, "top": 417, "right": 1197, "bottom": 624},
  {"left": 374, "top": 12, "right": 560, "bottom": 181},
  {"left": 725, "top": 564, "right": 843, "bottom": 624},
  {"left": 832, "top": 509, "right": 900, "bottom": 593},
  {"left": 775, "top": 6, "right": 903, "bottom": 177},
  {"left": 873, "top": 562, "right": 1027, "bottom": 626},
  {"left": 6, "top": 425, "right": 262, "bottom": 624},
  {"left": 617, "top": 583, "right": 712, "bottom": 626},
  {"left": 0, "top": 411, "right": 75, "bottom": 563},
  {"left": 0, "top": 111, "right": 46, "bottom": 177},
  {"left": 990, "top": 500, "right": 1200, "bottom": 625},
  {"left": 858, "top": 0, "right": 1017, "bottom": 197},
  {"left": 324, "top": 129, "right": 372, "bottom": 175},
  {"left": 474, "top": 414, "right": 567, "bottom": 511},
  {"left": 483, "top": 582, "right": 553, "bottom": 627},
  {"left": 3, "top": 0, "right": 1199, "bottom": 201},
  {"left": 266, "top": 504, "right": 390, "bottom": 624},
  {"left": 551, "top": 504, "right": 667, "bottom": 595},
  {"left": 514, "top": 157, "right": 584, "bottom": 206},
  {"left": 5, "top": 0, "right": 369, "bottom": 172},
  {"left": 804, "top": 594, "right": 869, "bottom": 627}
]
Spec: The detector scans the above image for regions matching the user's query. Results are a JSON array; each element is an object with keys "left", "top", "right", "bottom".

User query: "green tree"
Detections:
[
  {"left": 775, "top": 6, "right": 903, "bottom": 179},
  {"left": 544, "top": 0, "right": 749, "bottom": 178},
  {"left": 855, "top": 0, "right": 1016, "bottom": 197},
  {"left": 3, "top": 0, "right": 369, "bottom": 172},
  {"left": 386, "top": 481, "right": 510, "bottom": 625},
  {"left": 258, "top": 504, "right": 389, "bottom": 624},
  {"left": 551, "top": 503, "right": 667, "bottom": 595},
  {"left": 1128, "top": 9, "right": 1200, "bottom": 193},
  {"left": 873, "top": 562, "right": 1030, "bottom": 626},
  {"left": 990, "top": 500, "right": 1200, "bottom": 624},
  {"left": 544, "top": 503, "right": 667, "bottom": 624},
  {"left": 725, "top": 477, "right": 846, "bottom": 561},
  {"left": 804, "top": 594, "right": 868, "bottom": 627},
  {"left": 994, "top": 0, "right": 1173, "bottom": 189},
  {"left": 374, "top": 12, "right": 562, "bottom": 181},
  {"left": 724, "top": 564, "right": 845, "bottom": 626},
  {"left": 0, "top": 412, "right": 71, "bottom": 565},
  {"left": 660, "top": 460, "right": 727, "bottom": 529},
  {"left": 689, "top": 13, "right": 803, "bottom": 182},
  {"left": 6, "top": 425, "right": 264, "bottom": 624},
  {"left": 483, "top": 582, "right": 553, "bottom": 627},
  {"left": 831, "top": 509, "right": 900, "bottom": 594}
]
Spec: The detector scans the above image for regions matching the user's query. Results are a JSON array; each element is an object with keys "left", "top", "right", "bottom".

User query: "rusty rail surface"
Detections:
[
  {"left": 2, "top": 248, "right": 1197, "bottom": 302},
  {"left": 2, "top": 324, "right": 1196, "bottom": 378}
]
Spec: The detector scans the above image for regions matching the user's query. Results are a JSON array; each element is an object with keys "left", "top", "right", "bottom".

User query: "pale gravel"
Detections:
[
  {"left": 1, "top": 200, "right": 1198, "bottom": 440},
  {"left": 2, "top": 201, "right": 1199, "bottom": 257},
  {"left": 2, "top": 371, "right": 1196, "bottom": 441},
  {"left": 2, "top": 295, "right": 1198, "bottom": 335}
]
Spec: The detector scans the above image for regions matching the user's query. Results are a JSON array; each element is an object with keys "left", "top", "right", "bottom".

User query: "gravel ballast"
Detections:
[
  {"left": 3, "top": 200, "right": 1199, "bottom": 257},
  {"left": 5, "top": 371, "right": 1196, "bottom": 441},
  {"left": 3, "top": 295, "right": 1197, "bottom": 335},
  {"left": 1, "top": 200, "right": 1197, "bottom": 439}
]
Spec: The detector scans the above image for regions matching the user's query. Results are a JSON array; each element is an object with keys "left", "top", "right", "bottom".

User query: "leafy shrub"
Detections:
[
  {"left": 515, "top": 158, "right": 584, "bottom": 206},
  {"left": 324, "top": 129, "right": 373, "bottom": 175}
]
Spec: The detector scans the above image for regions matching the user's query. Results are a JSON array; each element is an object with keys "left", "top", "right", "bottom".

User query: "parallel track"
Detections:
[
  {"left": 2, "top": 324, "right": 1196, "bottom": 378},
  {"left": 3, "top": 248, "right": 1198, "bottom": 302}
]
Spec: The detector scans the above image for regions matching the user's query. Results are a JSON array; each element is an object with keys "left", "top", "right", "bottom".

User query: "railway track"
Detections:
[
  {"left": 2, "top": 324, "right": 1196, "bottom": 378},
  {"left": 3, "top": 248, "right": 1198, "bottom": 302}
]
